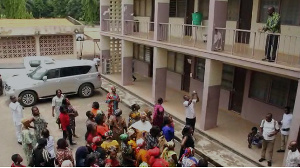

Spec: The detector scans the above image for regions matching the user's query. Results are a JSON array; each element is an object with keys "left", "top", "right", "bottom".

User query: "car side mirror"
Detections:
[{"left": 42, "top": 76, "right": 47, "bottom": 81}]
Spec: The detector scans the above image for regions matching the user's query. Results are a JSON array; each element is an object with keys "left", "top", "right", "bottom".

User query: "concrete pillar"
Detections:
[
  {"left": 122, "top": 0, "right": 134, "bottom": 35},
  {"left": 100, "top": 0, "right": 110, "bottom": 32},
  {"left": 206, "top": 0, "right": 227, "bottom": 51},
  {"left": 200, "top": 59, "right": 223, "bottom": 130},
  {"left": 283, "top": 79, "right": 300, "bottom": 166},
  {"left": 35, "top": 35, "right": 40, "bottom": 56},
  {"left": 100, "top": 35, "right": 110, "bottom": 74},
  {"left": 121, "top": 40, "right": 133, "bottom": 85},
  {"left": 152, "top": 47, "right": 167, "bottom": 102},
  {"left": 154, "top": 0, "right": 170, "bottom": 41}
]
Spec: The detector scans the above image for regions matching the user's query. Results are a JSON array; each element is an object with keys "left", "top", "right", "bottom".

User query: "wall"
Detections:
[
  {"left": 134, "top": 59, "right": 150, "bottom": 77},
  {"left": 219, "top": 89, "right": 230, "bottom": 110},
  {"left": 241, "top": 70, "right": 283, "bottom": 125},
  {"left": 167, "top": 70, "right": 182, "bottom": 90},
  {"left": 169, "top": 17, "right": 185, "bottom": 38},
  {"left": 134, "top": 16, "right": 151, "bottom": 33},
  {"left": 250, "top": 0, "right": 300, "bottom": 55},
  {"left": 189, "top": 78, "right": 204, "bottom": 97}
]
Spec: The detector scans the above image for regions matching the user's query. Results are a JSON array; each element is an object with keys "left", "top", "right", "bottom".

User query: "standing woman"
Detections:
[
  {"left": 55, "top": 138, "right": 75, "bottom": 167},
  {"left": 62, "top": 98, "right": 79, "bottom": 138},
  {"left": 52, "top": 89, "right": 64, "bottom": 129},
  {"left": 179, "top": 125, "right": 194, "bottom": 160},
  {"left": 31, "top": 106, "right": 48, "bottom": 140},
  {"left": 95, "top": 113, "right": 109, "bottom": 138},
  {"left": 21, "top": 118, "right": 36, "bottom": 165},
  {"left": 153, "top": 98, "right": 165, "bottom": 129},
  {"left": 109, "top": 109, "right": 127, "bottom": 142},
  {"left": 128, "top": 104, "right": 141, "bottom": 127},
  {"left": 161, "top": 140, "right": 178, "bottom": 167},
  {"left": 120, "top": 134, "right": 136, "bottom": 167}
]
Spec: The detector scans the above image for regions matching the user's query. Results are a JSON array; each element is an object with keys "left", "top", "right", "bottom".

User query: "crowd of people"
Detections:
[{"left": 9, "top": 87, "right": 208, "bottom": 167}]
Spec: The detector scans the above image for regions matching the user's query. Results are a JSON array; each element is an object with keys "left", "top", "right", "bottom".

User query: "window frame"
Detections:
[
  {"left": 169, "top": 0, "right": 187, "bottom": 18},
  {"left": 167, "top": 52, "right": 184, "bottom": 75},
  {"left": 133, "top": 44, "right": 152, "bottom": 64},
  {"left": 193, "top": 57, "right": 205, "bottom": 82},
  {"left": 45, "top": 68, "right": 60, "bottom": 79}
]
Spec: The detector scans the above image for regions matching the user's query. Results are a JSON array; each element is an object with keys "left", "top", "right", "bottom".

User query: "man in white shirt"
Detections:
[
  {"left": 285, "top": 141, "right": 300, "bottom": 167},
  {"left": 277, "top": 106, "right": 293, "bottom": 153},
  {"left": 259, "top": 113, "right": 280, "bottom": 166},
  {"left": 183, "top": 91, "right": 199, "bottom": 132},
  {"left": 9, "top": 95, "right": 24, "bottom": 145}
]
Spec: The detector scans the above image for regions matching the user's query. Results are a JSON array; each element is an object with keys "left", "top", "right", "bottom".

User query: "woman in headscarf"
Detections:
[
  {"left": 92, "top": 136, "right": 106, "bottom": 167},
  {"left": 145, "top": 126, "right": 161, "bottom": 150},
  {"left": 31, "top": 138, "right": 52, "bottom": 167},
  {"left": 161, "top": 140, "right": 178, "bottom": 167},
  {"left": 101, "top": 130, "right": 119, "bottom": 152},
  {"left": 109, "top": 109, "right": 127, "bottom": 142},
  {"left": 127, "top": 128, "right": 137, "bottom": 151},
  {"left": 120, "top": 133, "right": 136, "bottom": 167},
  {"left": 105, "top": 147, "right": 120, "bottom": 167},
  {"left": 21, "top": 118, "right": 36, "bottom": 166},
  {"left": 128, "top": 104, "right": 141, "bottom": 127},
  {"left": 62, "top": 97, "right": 79, "bottom": 138},
  {"left": 144, "top": 109, "right": 153, "bottom": 124},
  {"left": 135, "top": 138, "right": 148, "bottom": 165},
  {"left": 130, "top": 112, "right": 152, "bottom": 139},
  {"left": 180, "top": 147, "right": 199, "bottom": 167},
  {"left": 146, "top": 147, "right": 169, "bottom": 167},
  {"left": 75, "top": 146, "right": 90, "bottom": 167}
]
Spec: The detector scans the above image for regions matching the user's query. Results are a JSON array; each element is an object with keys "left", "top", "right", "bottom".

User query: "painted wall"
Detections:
[
  {"left": 134, "top": 16, "right": 151, "bottom": 33},
  {"left": 166, "top": 70, "right": 182, "bottom": 90},
  {"left": 219, "top": 89, "right": 230, "bottom": 110},
  {"left": 134, "top": 59, "right": 150, "bottom": 77},
  {"left": 241, "top": 70, "right": 283, "bottom": 125}
]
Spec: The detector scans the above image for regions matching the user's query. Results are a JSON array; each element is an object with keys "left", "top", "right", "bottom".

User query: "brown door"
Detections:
[
  {"left": 183, "top": 55, "right": 192, "bottom": 92},
  {"left": 229, "top": 67, "right": 246, "bottom": 113},
  {"left": 237, "top": 0, "right": 253, "bottom": 44},
  {"left": 185, "top": 0, "right": 195, "bottom": 36}
]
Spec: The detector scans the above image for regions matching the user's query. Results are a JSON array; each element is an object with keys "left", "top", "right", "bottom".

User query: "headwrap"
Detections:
[
  {"left": 160, "top": 140, "right": 175, "bottom": 160},
  {"left": 21, "top": 118, "right": 31, "bottom": 125},
  {"left": 179, "top": 147, "right": 196, "bottom": 163},
  {"left": 111, "top": 86, "right": 116, "bottom": 91},
  {"left": 139, "top": 162, "right": 149, "bottom": 167},
  {"left": 144, "top": 109, "right": 152, "bottom": 115},
  {"left": 105, "top": 130, "right": 113, "bottom": 137},
  {"left": 61, "top": 160, "right": 73, "bottom": 167},
  {"left": 127, "top": 128, "right": 135, "bottom": 137},
  {"left": 147, "top": 147, "right": 160, "bottom": 166},
  {"left": 114, "top": 109, "right": 122, "bottom": 116},
  {"left": 120, "top": 133, "right": 128, "bottom": 141}
]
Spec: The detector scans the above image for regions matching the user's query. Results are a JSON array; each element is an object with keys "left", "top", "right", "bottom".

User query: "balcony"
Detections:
[{"left": 101, "top": 20, "right": 300, "bottom": 69}]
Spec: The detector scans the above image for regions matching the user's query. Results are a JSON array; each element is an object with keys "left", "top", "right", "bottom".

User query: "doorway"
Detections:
[
  {"left": 185, "top": 0, "right": 195, "bottom": 36},
  {"left": 229, "top": 67, "right": 247, "bottom": 113},
  {"left": 183, "top": 55, "right": 192, "bottom": 92},
  {"left": 236, "top": 0, "right": 253, "bottom": 44}
]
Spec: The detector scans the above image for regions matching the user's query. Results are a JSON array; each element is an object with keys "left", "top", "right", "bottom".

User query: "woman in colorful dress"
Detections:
[
  {"left": 62, "top": 98, "right": 79, "bottom": 138},
  {"left": 109, "top": 109, "right": 127, "bottom": 142},
  {"left": 55, "top": 138, "right": 75, "bottom": 167},
  {"left": 95, "top": 113, "right": 109, "bottom": 138},
  {"left": 180, "top": 147, "right": 199, "bottom": 167},
  {"left": 52, "top": 89, "right": 64, "bottom": 129},
  {"left": 153, "top": 98, "right": 165, "bottom": 129},
  {"left": 21, "top": 118, "right": 36, "bottom": 165},
  {"left": 31, "top": 106, "right": 47, "bottom": 140},
  {"left": 128, "top": 104, "right": 141, "bottom": 127},
  {"left": 120, "top": 134, "right": 136, "bottom": 167},
  {"left": 101, "top": 130, "right": 119, "bottom": 152},
  {"left": 105, "top": 87, "right": 120, "bottom": 118},
  {"left": 179, "top": 125, "right": 195, "bottom": 160},
  {"left": 161, "top": 140, "right": 178, "bottom": 167}
]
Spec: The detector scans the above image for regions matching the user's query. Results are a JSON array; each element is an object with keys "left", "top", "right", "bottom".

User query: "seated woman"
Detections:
[{"left": 248, "top": 127, "right": 263, "bottom": 148}]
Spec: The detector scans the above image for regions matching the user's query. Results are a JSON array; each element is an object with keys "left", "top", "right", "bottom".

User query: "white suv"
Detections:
[{"left": 4, "top": 59, "right": 101, "bottom": 107}]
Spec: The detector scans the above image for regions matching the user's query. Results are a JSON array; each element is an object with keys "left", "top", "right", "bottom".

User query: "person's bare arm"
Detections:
[
  {"left": 52, "top": 106, "right": 55, "bottom": 117},
  {"left": 195, "top": 93, "right": 199, "bottom": 102},
  {"left": 172, "top": 154, "right": 178, "bottom": 166},
  {"left": 181, "top": 136, "right": 188, "bottom": 148}
]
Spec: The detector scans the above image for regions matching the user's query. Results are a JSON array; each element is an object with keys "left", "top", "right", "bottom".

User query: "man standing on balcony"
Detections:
[{"left": 261, "top": 6, "right": 281, "bottom": 62}]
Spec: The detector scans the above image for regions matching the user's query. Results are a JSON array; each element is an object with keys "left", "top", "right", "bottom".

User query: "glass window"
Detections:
[
  {"left": 221, "top": 64, "right": 235, "bottom": 90},
  {"left": 29, "top": 66, "right": 47, "bottom": 80},
  {"left": 167, "top": 52, "right": 175, "bottom": 71},
  {"left": 169, "top": 0, "right": 177, "bottom": 17},
  {"left": 77, "top": 66, "right": 91, "bottom": 74},
  {"left": 169, "top": 0, "right": 186, "bottom": 17},
  {"left": 249, "top": 72, "right": 270, "bottom": 101},
  {"left": 139, "top": 45, "right": 145, "bottom": 61},
  {"left": 175, "top": 53, "right": 184, "bottom": 74},
  {"left": 195, "top": 58, "right": 205, "bottom": 82},
  {"left": 287, "top": 80, "right": 298, "bottom": 111},
  {"left": 45, "top": 69, "right": 60, "bottom": 79},
  {"left": 133, "top": 44, "right": 139, "bottom": 59},
  {"left": 227, "top": 0, "right": 240, "bottom": 21},
  {"left": 199, "top": 0, "right": 209, "bottom": 20},
  {"left": 60, "top": 67, "right": 78, "bottom": 77},
  {"left": 269, "top": 77, "right": 289, "bottom": 107},
  {"left": 258, "top": 0, "right": 279, "bottom": 23},
  {"left": 145, "top": 46, "right": 151, "bottom": 63},
  {"left": 280, "top": 0, "right": 300, "bottom": 25}
]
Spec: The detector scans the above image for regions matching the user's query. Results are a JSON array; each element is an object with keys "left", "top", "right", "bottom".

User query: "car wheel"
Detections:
[
  {"left": 78, "top": 83, "right": 94, "bottom": 98},
  {"left": 19, "top": 91, "right": 37, "bottom": 107}
]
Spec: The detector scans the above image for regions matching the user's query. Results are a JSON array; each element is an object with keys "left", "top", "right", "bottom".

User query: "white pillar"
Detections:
[{"left": 35, "top": 36, "right": 40, "bottom": 56}]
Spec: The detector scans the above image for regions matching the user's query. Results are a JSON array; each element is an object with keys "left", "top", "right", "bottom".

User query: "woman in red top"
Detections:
[
  {"left": 105, "top": 147, "right": 120, "bottom": 167},
  {"left": 95, "top": 113, "right": 109, "bottom": 138},
  {"left": 59, "top": 106, "right": 76, "bottom": 145},
  {"left": 147, "top": 147, "right": 169, "bottom": 167},
  {"left": 85, "top": 124, "right": 97, "bottom": 146},
  {"left": 11, "top": 154, "right": 25, "bottom": 167}
]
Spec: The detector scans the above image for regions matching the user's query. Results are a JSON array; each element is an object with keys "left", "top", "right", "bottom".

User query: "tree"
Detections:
[
  {"left": 82, "top": 0, "right": 99, "bottom": 24},
  {"left": 2, "top": 0, "right": 32, "bottom": 18},
  {"left": 66, "top": 0, "right": 83, "bottom": 20},
  {"left": 31, "top": 0, "right": 53, "bottom": 18},
  {"left": 50, "top": 0, "right": 68, "bottom": 18}
]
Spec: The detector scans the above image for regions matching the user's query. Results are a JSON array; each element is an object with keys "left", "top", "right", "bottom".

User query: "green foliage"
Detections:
[
  {"left": 2, "top": 0, "right": 33, "bottom": 19},
  {"left": 50, "top": 0, "right": 69, "bottom": 18},
  {"left": 82, "top": 0, "right": 100, "bottom": 24},
  {"left": 66, "top": 0, "right": 83, "bottom": 20},
  {"left": 31, "top": 0, "right": 53, "bottom": 18}
]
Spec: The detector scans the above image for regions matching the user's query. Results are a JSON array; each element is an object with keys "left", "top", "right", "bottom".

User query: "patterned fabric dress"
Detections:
[
  {"left": 109, "top": 115, "right": 126, "bottom": 141},
  {"left": 106, "top": 92, "right": 120, "bottom": 118},
  {"left": 21, "top": 129, "right": 37, "bottom": 165},
  {"left": 66, "top": 105, "right": 77, "bottom": 130},
  {"left": 120, "top": 141, "right": 135, "bottom": 167},
  {"left": 128, "top": 111, "right": 140, "bottom": 127},
  {"left": 33, "top": 116, "right": 47, "bottom": 140}
]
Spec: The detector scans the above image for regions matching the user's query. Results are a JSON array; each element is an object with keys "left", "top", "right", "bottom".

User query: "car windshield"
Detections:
[{"left": 28, "top": 66, "right": 47, "bottom": 80}]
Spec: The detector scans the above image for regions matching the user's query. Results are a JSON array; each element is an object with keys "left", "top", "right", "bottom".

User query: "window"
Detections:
[
  {"left": 221, "top": 64, "right": 235, "bottom": 90},
  {"left": 198, "top": 0, "right": 209, "bottom": 20},
  {"left": 249, "top": 71, "right": 297, "bottom": 109},
  {"left": 194, "top": 58, "right": 205, "bottom": 82},
  {"left": 45, "top": 69, "right": 60, "bottom": 79},
  {"left": 227, "top": 0, "right": 240, "bottom": 21},
  {"left": 77, "top": 66, "right": 91, "bottom": 74},
  {"left": 258, "top": 0, "right": 300, "bottom": 25},
  {"left": 133, "top": 44, "right": 152, "bottom": 63},
  {"left": 134, "top": 0, "right": 152, "bottom": 17},
  {"left": 60, "top": 67, "right": 78, "bottom": 77},
  {"left": 167, "top": 52, "right": 184, "bottom": 74},
  {"left": 169, "top": 0, "right": 187, "bottom": 17},
  {"left": 139, "top": 45, "right": 145, "bottom": 61}
]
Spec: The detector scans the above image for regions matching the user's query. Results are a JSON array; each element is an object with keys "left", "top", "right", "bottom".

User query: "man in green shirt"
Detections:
[{"left": 262, "top": 7, "right": 280, "bottom": 62}]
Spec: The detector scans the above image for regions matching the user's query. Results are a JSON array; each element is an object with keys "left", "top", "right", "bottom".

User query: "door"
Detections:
[
  {"left": 149, "top": 47, "right": 154, "bottom": 77},
  {"left": 59, "top": 67, "right": 79, "bottom": 93},
  {"left": 185, "top": 0, "right": 195, "bottom": 36},
  {"left": 39, "top": 69, "right": 61, "bottom": 97},
  {"left": 237, "top": 0, "right": 253, "bottom": 44},
  {"left": 183, "top": 55, "right": 192, "bottom": 92},
  {"left": 229, "top": 67, "right": 246, "bottom": 113}
]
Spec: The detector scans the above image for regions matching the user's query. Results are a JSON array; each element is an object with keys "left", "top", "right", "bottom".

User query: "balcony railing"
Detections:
[
  {"left": 103, "top": 19, "right": 122, "bottom": 34},
  {"left": 215, "top": 27, "right": 300, "bottom": 67},
  {"left": 124, "top": 20, "right": 154, "bottom": 39}
]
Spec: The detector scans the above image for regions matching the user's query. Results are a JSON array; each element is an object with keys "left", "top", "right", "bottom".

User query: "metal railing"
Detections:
[
  {"left": 159, "top": 23, "right": 208, "bottom": 49},
  {"left": 124, "top": 20, "right": 154, "bottom": 39},
  {"left": 215, "top": 27, "right": 300, "bottom": 66},
  {"left": 102, "top": 19, "right": 122, "bottom": 34}
]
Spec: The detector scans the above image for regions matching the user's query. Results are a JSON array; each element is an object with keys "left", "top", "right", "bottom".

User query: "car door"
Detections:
[
  {"left": 59, "top": 67, "right": 79, "bottom": 94},
  {"left": 37, "top": 68, "right": 60, "bottom": 97}
]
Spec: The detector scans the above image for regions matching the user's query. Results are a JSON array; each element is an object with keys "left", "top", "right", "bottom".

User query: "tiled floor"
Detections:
[{"left": 102, "top": 73, "right": 285, "bottom": 167}]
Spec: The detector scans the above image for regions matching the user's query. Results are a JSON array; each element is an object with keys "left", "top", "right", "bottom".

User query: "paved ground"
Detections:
[{"left": 0, "top": 87, "right": 204, "bottom": 166}]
